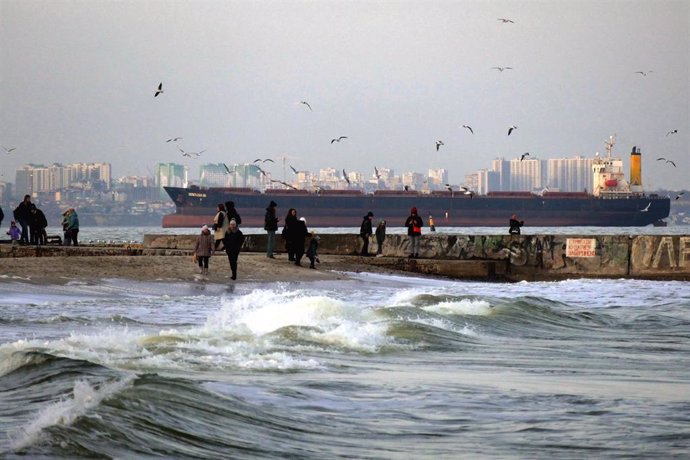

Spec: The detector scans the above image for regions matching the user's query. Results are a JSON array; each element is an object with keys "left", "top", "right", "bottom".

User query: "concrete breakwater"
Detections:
[
  {"left": 143, "top": 233, "right": 690, "bottom": 282},
  {"left": 2, "top": 234, "right": 688, "bottom": 281}
]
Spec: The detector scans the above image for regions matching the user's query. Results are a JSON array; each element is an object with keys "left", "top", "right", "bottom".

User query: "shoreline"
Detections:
[{"left": 0, "top": 253, "right": 403, "bottom": 285}]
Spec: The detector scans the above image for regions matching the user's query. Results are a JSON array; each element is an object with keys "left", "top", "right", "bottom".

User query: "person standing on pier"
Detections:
[
  {"left": 223, "top": 219, "right": 244, "bottom": 280},
  {"left": 509, "top": 214, "right": 524, "bottom": 235},
  {"left": 264, "top": 200, "right": 279, "bottom": 258},
  {"left": 64, "top": 208, "right": 80, "bottom": 246},
  {"left": 13, "top": 195, "right": 32, "bottom": 245},
  {"left": 293, "top": 217, "right": 309, "bottom": 266},
  {"left": 212, "top": 203, "right": 227, "bottom": 250},
  {"left": 359, "top": 211, "right": 374, "bottom": 256},
  {"left": 375, "top": 219, "right": 386, "bottom": 256},
  {"left": 283, "top": 208, "right": 298, "bottom": 261},
  {"left": 404, "top": 207, "right": 423, "bottom": 258},
  {"left": 194, "top": 224, "right": 215, "bottom": 275}
]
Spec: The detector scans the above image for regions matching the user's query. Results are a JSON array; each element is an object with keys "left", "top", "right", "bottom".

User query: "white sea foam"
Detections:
[
  {"left": 10, "top": 377, "right": 133, "bottom": 451},
  {"left": 422, "top": 299, "right": 493, "bottom": 316}
]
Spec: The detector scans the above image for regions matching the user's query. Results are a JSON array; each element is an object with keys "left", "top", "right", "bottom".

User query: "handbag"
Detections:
[{"left": 412, "top": 225, "right": 421, "bottom": 234}]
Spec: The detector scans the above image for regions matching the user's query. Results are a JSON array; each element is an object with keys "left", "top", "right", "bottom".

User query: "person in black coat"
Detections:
[
  {"left": 509, "top": 214, "right": 524, "bottom": 235},
  {"left": 0, "top": 205, "right": 4, "bottom": 229},
  {"left": 359, "top": 211, "right": 374, "bottom": 256},
  {"left": 292, "top": 217, "right": 309, "bottom": 266},
  {"left": 404, "top": 207, "right": 423, "bottom": 258},
  {"left": 223, "top": 219, "right": 245, "bottom": 280},
  {"left": 29, "top": 205, "right": 48, "bottom": 245},
  {"left": 264, "top": 200, "right": 279, "bottom": 258},
  {"left": 283, "top": 208, "right": 298, "bottom": 261},
  {"left": 224, "top": 201, "right": 242, "bottom": 226},
  {"left": 13, "top": 195, "right": 33, "bottom": 245}
]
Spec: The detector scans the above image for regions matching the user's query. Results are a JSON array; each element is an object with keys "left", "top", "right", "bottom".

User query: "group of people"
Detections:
[
  {"left": 194, "top": 201, "right": 244, "bottom": 279},
  {"left": 0, "top": 195, "right": 79, "bottom": 246},
  {"left": 278, "top": 206, "right": 320, "bottom": 269}
]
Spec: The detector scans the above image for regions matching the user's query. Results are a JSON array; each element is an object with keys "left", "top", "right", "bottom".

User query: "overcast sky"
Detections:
[{"left": 1, "top": 0, "right": 687, "bottom": 190}]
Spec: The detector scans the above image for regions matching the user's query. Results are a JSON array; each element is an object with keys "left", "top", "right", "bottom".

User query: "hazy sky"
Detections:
[{"left": 1, "top": 0, "right": 688, "bottom": 190}]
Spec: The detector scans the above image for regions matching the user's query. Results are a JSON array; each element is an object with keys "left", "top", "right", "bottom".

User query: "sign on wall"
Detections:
[{"left": 566, "top": 238, "right": 597, "bottom": 257}]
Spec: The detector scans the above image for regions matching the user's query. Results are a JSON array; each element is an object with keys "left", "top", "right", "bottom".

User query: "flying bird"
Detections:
[
  {"left": 656, "top": 157, "right": 666, "bottom": 161},
  {"left": 639, "top": 202, "right": 651, "bottom": 212},
  {"left": 165, "top": 137, "right": 183, "bottom": 143},
  {"left": 492, "top": 66, "right": 513, "bottom": 72},
  {"left": 460, "top": 186, "right": 475, "bottom": 198},
  {"left": 436, "top": 140, "right": 445, "bottom": 151},
  {"left": 342, "top": 169, "right": 351, "bottom": 185},
  {"left": 222, "top": 163, "right": 232, "bottom": 174},
  {"left": 289, "top": 165, "right": 298, "bottom": 174},
  {"left": 300, "top": 100, "right": 312, "bottom": 111},
  {"left": 253, "top": 158, "right": 274, "bottom": 163},
  {"left": 2, "top": 146, "right": 16, "bottom": 153},
  {"left": 635, "top": 70, "right": 653, "bottom": 76},
  {"left": 520, "top": 152, "right": 530, "bottom": 161},
  {"left": 445, "top": 183, "right": 454, "bottom": 197},
  {"left": 270, "top": 179, "right": 297, "bottom": 190},
  {"left": 331, "top": 136, "right": 348, "bottom": 144},
  {"left": 154, "top": 82, "right": 163, "bottom": 97},
  {"left": 374, "top": 166, "right": 381, "bottom": 179},
  {"left": 665, "top": 160, "right": 676, "bottom": 167},
  {"left": 497, "top": 18, "right": 515, "bottom": 23},
  {"left": 255, "top": 165, "right": 267, "bottom": 176},
  {"left": 666, "top": 129, "right": 678, "bottom": 136},
  {"left": 675, "top": 192, "right": 685, "bottom": 200},
  {"left": 461, "top": 125, "right": 474, "bottom": 134},
  {"left": 508, "top": 125, "right": 518, "bottom": 136}
]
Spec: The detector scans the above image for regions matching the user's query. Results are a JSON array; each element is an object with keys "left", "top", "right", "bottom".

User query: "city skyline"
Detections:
[{"left": 1, "top": 1, "right": 687, "bottom": 189}]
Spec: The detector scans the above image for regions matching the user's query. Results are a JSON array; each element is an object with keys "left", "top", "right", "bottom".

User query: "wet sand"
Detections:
[{"left": 0, "top": 252, "right": 399, "bottom": 284}]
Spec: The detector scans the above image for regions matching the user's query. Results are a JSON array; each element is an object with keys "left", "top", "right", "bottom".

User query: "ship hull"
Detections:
[{"left": 162, "top": 187, "right": 671, "bottom": 228}]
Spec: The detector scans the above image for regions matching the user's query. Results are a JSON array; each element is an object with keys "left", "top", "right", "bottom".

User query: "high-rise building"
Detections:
[
  {"left": 477, "top": 169, "right": 500, "bottom": 195},
  {"left": 546, "top": 156, "right": 594, "bottom": 193},
  {"left": 491, "top": 158, "right": 511, "bottom": 191},
  {"left": 155, "top": 163, "right": 188, "bottom": 189},
  {"left": 509, "top": 158, "right": 545, "bottom": 191}
]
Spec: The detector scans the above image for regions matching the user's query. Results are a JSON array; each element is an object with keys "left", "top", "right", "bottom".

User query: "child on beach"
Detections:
[
  {"left": 194, "top": 224, "right": 215, "bottom": 275},
  {"left": 306, "top": 232, "right": 320, "bottom": 269},
  {"left": 7, "top": 221, "right": 20, "bottom": 246}
]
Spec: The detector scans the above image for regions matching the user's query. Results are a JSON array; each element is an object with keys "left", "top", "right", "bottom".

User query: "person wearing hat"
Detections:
[
  {"left": 306, "top": 231, "right": 320, "bottom": 269},
  {"left": 223, "top": 218, "right": 245, "bottom": 280},
  {"left": 404, "top": 206, "right": 423, "bottom": 258},
  {"left": 359, "top": 211, "right": 374, "bottom": 256},
  {"left": 194, "top": 224, "right": 215, "bottom": 275},
  {"left": 375, "top": 219, "right": 386, "bottom": 256},
  {"left": 264, "top": 200, "right": 279, "bottom": 258}
]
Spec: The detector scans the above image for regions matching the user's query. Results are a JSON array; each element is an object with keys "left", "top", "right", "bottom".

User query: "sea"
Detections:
[{"left": 1, "top": 226, "right": 689, "bottom": 459}]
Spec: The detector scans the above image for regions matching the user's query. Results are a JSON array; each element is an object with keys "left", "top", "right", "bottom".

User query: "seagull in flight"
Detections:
[
  {"left": 342, "top": 169, "right": 351, "bottom": 185},
  {"left": 436, "top": 140, "right": 445, "bottom": 151},
  {"left": 666, "top": 129, "right": 678, "bottom": 136},
  {"left": 222, "top": 163, "right": 232, "bottom": 174},
  {"left": 374, "top": 166, "right": 381, "bottom": 179},
  {"left": 492, "top": 66, "right": 513, "bottom": 72},
  {"left": 253, "top": 158, "right": 274, "bottom": 163},
  {"left": 635, "top": 70, "right": 653, "bottom": 76},
  {"left": 178, "top": 147, "right": 204, "bottom": 157},
  {"left": 2, "top": 146, "right": 16, "bottom": 153},
  {"left": 255, "top": 165, "right": 267, "bottom": 176},
  {"left": 460, "top": 186, "right": 475, "bottom": 198},
  {"left": 497, "top": 18, "right": 515, "bottom": 23},
  {"left": 300, "top": 100, "right": 312, "bottom": 111},
  {"left": 665, "top": 160, "right": 676, "bottom": 167},
  {"left": 656, "top": 157, "right": 666, "bottom": 161},
  {"left": 270, "top": 179, "right": 298, "bottom": 190},
  {"left": 331, "top": 136, "right": 348, "bottom": 144},
  {"left": 508, "top": 125, "right": 518, "bottom": 136},
  {"left": 165, "top": 137, "right": 183, "bottom": 143},
  {"left": 289, "top": 164, "right": 298, "bottom": 174},
  {"left": 154, "top": 82, "right": 163, "bottom": 97},
  {"left": 461, "top": 125, "right": 474, "bottom": 134},
  {"left": 520, "top": 152, "right": 530, "bottom": 161},
  {"left": 675, "top": 192, "right": 685, "bottom": 200},
  {"left": 639, "top": 202, "right": 651, "bottom": 212},
  {"left": 445, "top": 184, "right": 454, "bottom": 197}
]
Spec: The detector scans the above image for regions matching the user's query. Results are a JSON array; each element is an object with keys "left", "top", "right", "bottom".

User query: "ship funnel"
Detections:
[{"left": 630, "top": 146, "right": 642, "bottom": 190}]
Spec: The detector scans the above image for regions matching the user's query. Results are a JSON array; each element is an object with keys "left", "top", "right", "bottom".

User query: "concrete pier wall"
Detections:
[{"left": 143, "top": 233, "right": 690, "bottom": 281}]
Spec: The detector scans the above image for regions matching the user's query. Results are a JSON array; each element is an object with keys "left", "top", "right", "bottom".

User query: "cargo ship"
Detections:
[{"left": 162, "top": 143, "right": 670, "bottom": 228}]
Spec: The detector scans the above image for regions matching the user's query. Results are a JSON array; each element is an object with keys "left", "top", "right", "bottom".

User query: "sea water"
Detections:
[
  {"left": 1, "top": 275, "right": 689, "bottom": 457},
  {"left": 1, "top": 227, "right": 689, "bottom": 458}
]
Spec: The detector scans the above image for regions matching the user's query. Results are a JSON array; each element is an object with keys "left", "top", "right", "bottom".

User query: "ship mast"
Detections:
[{"left": 605, "top": 134, "right": 616, "bottom": 159}]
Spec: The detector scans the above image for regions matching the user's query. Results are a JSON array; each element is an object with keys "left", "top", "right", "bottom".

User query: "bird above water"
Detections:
[
  {"left": 300, "top": 101, "right": 312, "bottom": 111},
  {"left": 520, "top": 152, "right": 530, "bottom": 161},
  {"left": 666, "top": 129, "right": 678, "bottom": 136},
  {"left": 331, "top": 136, "right": 348, "bottom": 144},
  {"left": 154, "top": 82, "right": 163, "bottom": 97},
  {"left": 461, "top": 125, "right": 474, "bottom": 134},
  {"left": 497, "top": 18, "right": 515, "bottom": 23},
  {"left": 508, "top": 125, "right": 518, "bottom": 136},
  {"left": 436, "top": 140, "right": 445, "bottom": 151},
  {"left": 492, "top": 66, "right": 513, "bottom": 72}
]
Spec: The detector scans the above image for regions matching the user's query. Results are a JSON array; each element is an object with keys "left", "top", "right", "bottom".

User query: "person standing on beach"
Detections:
[
  {"left": 509, "top": 214, "right": 524, "bottom": 235},
  {"left": 404, "top": 207, "right": 423, "bottom": 258},
  {"left": 7, "top": 221, "right": 20, "bottom": 245},
  {"left": 29, "top": 205, "right": 48, "bottom": 245},
  {"left": 293, "top": 216, "right": 309, "bottom": 266},
  {"left": 212, "top": 203, "right": 227, "bottom": 250},
  {"left": 64, "top": 208, "right": 80, "bottom": 246},
  {"left": 264, "top": 200, "right": 279, "bottom": 258},
  {"left": 223, "top": 219, "right": 244, "bottom": 280},
  {"left": 306, "top": 232, "right": 320, "bottom": 269},
  {"left": 283, "top": 208, "right": 298, "bottom": 261},
  {"left": 194, "top": 224, "right": 215, "bottom": 275},
  {"left": 359, "top": 211, "right": 374, "bottom": 256},
  {"left": 375, "top": 219, "right": 386, "bottom": 256},
  {"left": 224, "top": 201, "right": 242, "bottom": 226},
  {"left": 13, "top": 195, "right": 32, "bottom": 245}
]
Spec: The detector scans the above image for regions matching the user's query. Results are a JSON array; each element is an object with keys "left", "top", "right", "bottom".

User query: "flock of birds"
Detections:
[{"left": 144, "top": 17, "right": 681, "bottom": 195}]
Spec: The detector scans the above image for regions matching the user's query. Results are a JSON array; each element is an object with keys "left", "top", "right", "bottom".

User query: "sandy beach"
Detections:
[{"left": 0, "top": 252, "right": 399, "bottom": 284}]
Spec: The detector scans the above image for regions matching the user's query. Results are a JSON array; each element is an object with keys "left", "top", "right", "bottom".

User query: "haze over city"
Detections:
[{"left": 1, "top": 0, "right": 687, "bottom": 190}]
